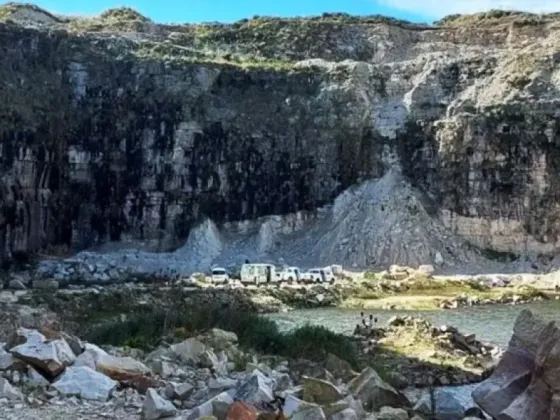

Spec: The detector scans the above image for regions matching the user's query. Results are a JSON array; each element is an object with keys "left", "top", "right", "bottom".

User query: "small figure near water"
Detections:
[{"left": 357, "top": 312, "right": 379, "bottom": 334}]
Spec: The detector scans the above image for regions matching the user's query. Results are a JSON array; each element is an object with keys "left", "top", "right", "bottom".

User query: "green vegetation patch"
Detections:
[
  {"left": 65, "top": 7, "right": 153, "bottom": 33},
  {"left": 436, "top": 10, "right": 560, "bottom": 27},
  {"left": 86, "top": 304, "right": 360, "bottom": 368}
]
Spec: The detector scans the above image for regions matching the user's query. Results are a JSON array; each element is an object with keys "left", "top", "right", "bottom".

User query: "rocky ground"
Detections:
[
  {"left": 337, "top": 265, "right": 551, "bottom": 311},
  {"left": 0, "top": 306, "right": 490, "bottom": 420},
  {"left": 354, "top": 315, "right": 502, "bottom": 389}
]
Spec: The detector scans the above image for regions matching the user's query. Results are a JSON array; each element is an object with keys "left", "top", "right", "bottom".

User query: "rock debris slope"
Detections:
[
  {"left": 0, "top": 5, "right": 559, "bottom": 268},
  {"left": 40, "top": 171, "right": 493, "bottom": 275},
  {"left": 169, "top": 171, "right": 489, "bottom": 271}
]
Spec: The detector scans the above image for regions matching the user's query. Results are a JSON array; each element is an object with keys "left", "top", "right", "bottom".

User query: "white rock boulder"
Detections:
[
  {"left": 143, "top": 388, "right": 177, "bottom": 420},
  {"left": 169, "top": 338, "right": 206, "bottom": 364},
  {"left": 52, "top": 366, "right": 117, "bottom": 401},
  {"left": 10, "top": 334, "right": 75, "bottom": 377},
  {"left": 348, "top": 367, "right": 410, "bottom": 411}
]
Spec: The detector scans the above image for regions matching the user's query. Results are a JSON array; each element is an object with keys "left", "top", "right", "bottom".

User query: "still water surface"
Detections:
[
  {"left": 267, "top": 300, "right": 560, "bottom": 348},
  {"left": 268, "top": 301, "right": 560, "bottom": 412}
]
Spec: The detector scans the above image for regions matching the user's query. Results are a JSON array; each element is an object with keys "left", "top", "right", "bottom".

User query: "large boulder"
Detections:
[
  {"left": 9, "top": 332, "right": 75, "bottom": 377},
  {"left": 348, "top": 367, "right": 410, "bottom": 411},
  {"left": 150, "top": 360, "right": 177, "bottom": 378},
  {"left": 96, "top": 353, "right": 150, "bottom": 381},
  {"left": 187, "top": 391, "right": 234, "bottom": 420},
  {"left": 324, "top": 353, "right": 356, "bottom": 382},
  {"left": 170, "top": 338, "right": 207, "bottom": 364},
  {"left": 75, "top": 347, "right": 150, "bottom": 381},
  {"left": 52, "top": 366, "right": 117, "bottom": 401},
  {"left": 5, "top": 328, "right": 46, "bottom": 350},
  {"left": 302, "top": 376, "right": 344, "bottom": 404},
  {"left": 61, "top": 332, "right": 84, "bottom": 357},
  {"left": 234, "top": 371, "right": 274, "bottom": 407},
  {"left": 143, "top": 388, "right": 177, "bottom": 420},
  {"left": 198, "top": 329, "right": 238, "bottom": 351},
  {"left": 165, "top": 381, "right": 194, "bottom": 400},
  {"left": 73, "top": 343, "right": 108, "bottom": 369},
  {"left": 225, "top": 401, "right": 257, "bottom": 420},
  {"left": 472, "top": 309, "right": 557, "bottom": 419},
  {"left": 413, "top": 389, "right": 465, "bottom": 420},
  {"left": 0, "top": 346, "right": 23, "bottom": 371}
]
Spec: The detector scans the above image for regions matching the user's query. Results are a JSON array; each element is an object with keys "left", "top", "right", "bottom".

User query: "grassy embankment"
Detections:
[
  {"left": 342, "top": 274, "right": 546, "bottom": 310},
  {"left": 86, "top": 303, "right": 361, "bottom": 369}
]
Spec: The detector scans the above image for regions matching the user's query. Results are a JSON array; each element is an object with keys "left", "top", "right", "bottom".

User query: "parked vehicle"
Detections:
[
  {"left": 322, "top": 266, "right": 336, "bottom": 283},
  {"left": 301, "top": 268, "right": 336, "bottom": 284},
  {"left": 302, "top": 268, "right": 324, "bottom": 283},
  {"left": 331, "top": 265, "right": 343, "bottom": 276},
  {"left": 211, "top": 267, "right": 229, "bottom": 284},
  {"left": 240, "top": 264, "right": 280, "bottom": 285},
  {"left": 280, "top": 267, "right": 301, "bottom": 283}
]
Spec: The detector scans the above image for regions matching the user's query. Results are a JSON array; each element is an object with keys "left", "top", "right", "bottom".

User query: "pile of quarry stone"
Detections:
[
  {"left": 0, "top": 320, "right": 487, "bottom": 420},
  {"left": 34, "top": 256, "right": 138, "bottom": 286},
  {"left": 380, "top": 264, "right": 436, "bottom": 281},
  {"left": 438, "top": 291, "right": 546, "bottom": 310}
]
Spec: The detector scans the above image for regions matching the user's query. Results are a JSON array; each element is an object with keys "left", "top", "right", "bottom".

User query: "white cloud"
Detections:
[{"left": 379, "top": 0, "right": 559, "bottom": 19}]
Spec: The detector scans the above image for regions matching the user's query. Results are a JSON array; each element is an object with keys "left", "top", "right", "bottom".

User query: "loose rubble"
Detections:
[{"left": 0, "top": 316, "right": 496, "bottom": 420}]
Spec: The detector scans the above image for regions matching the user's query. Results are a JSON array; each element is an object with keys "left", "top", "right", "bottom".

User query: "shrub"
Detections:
[
  {"left": 86, "top": 304, "right": 360, "bottom": 368},
  {"left": 285, "top": 325, "right": 359, "bottom": 367},
  {"left": 363, "top": 271, "right": 377, "bottom": 280}
]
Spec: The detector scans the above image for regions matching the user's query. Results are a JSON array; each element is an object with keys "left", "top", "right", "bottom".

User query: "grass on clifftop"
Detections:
[
  {"left": 436, "top": 10, "right": 560, "bottom": 27},
  {"left": 86, "top": 304, "right": 360, "bottom": 368}
]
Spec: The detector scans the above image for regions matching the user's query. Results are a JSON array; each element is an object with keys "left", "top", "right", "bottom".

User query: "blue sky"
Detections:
[{"left": 4, "top": 0, "right": 558, "bottom": 24}]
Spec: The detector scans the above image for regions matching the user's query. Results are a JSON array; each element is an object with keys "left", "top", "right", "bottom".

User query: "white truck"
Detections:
[
  {"left": 280, "top": 267, "right": 301, "bottom": 283},
  {"left": 302, "top": 267, "right": 336, "bottom": 284},
  {"left": 211, "top": 267, "right": 229, "bottom": 284},
  {"left": 240, "top": 264, "right": 281, "bottom": 285}
]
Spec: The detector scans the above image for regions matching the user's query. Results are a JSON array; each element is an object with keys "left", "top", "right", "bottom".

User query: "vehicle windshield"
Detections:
[{"left": 212, "top": 269, "right": 226, "bottom": 275}]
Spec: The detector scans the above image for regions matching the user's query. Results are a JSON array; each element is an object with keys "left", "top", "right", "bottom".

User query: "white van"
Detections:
[
  {"left": 211, "top": 267, "right": 229, "bottom": 284},
  {"left": 280, "top": 267, "right": 301, "bottom": 283},
  {"left": 302, "top": 268, "right": 335, "bottom": 284},
  {"left": 240, "top": 264, "right": 280, "bottom": 285},
  {"left": 322, "top": 267, "right": 336, "bottom": 283}
]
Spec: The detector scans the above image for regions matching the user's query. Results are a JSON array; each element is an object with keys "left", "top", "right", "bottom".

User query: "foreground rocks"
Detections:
[
  {"left": 0, "top": 317, "right": 492, "bottom": 419},
  {"left": 473, "top": 309, "right": 560, "bottom": 419}
]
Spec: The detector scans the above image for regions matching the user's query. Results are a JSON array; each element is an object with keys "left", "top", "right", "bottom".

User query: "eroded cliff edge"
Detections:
[{"left": 0, "top": 5, "right": 559, "bottom": 268}]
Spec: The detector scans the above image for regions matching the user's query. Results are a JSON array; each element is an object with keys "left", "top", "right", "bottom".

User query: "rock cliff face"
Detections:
[{"left": 0, "top": 5, "right": 559, "bottom": 267}]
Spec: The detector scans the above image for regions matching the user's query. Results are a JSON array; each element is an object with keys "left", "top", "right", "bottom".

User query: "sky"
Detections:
[{"left": 3, "top": 0, "right": 559, "bottom": 24}]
